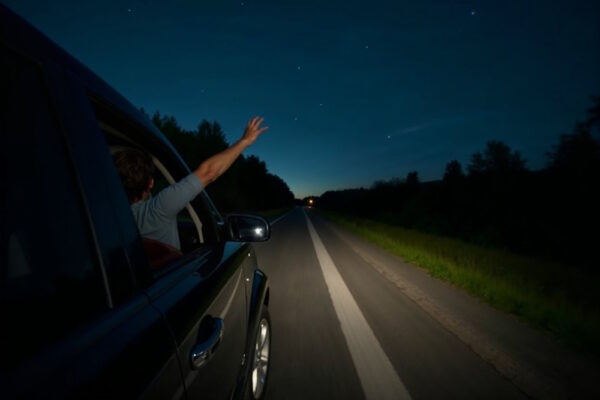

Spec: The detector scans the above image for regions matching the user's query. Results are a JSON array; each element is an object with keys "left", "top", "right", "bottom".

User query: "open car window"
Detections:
[{"left": 89, "top": 108, "right": 217, "bottom": 273}]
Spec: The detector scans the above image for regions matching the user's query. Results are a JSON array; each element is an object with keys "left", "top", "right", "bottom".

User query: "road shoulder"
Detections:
[{"left": 311, "top": 210, "right": 600, "bottom": 399}]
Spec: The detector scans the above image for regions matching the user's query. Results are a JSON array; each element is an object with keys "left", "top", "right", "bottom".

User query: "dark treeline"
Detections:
[
  {"left": 319, "top": 98, "right": 600, "bottom": 269},
  {"left": 146, "top": 110, "right": 294, "bottom": 212}
]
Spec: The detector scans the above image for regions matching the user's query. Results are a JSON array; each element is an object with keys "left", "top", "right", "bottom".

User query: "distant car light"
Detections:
[{"left": 254, "top": 227, "right": 264, "bottom": 237}]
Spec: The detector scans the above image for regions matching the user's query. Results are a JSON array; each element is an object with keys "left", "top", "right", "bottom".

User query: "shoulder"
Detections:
[
  {"left": 150, "top": 173, "right": 204, "bottom": 217},
  {"left": 131, "top": 197, "right": 168, "bottom": 222},
  {"left": 158, "top": 174, "right": 203, "bottom": 199}
]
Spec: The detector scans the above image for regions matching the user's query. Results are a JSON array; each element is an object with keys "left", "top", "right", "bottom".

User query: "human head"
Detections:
[{"left": 113, "top": 149, "right": 155, "bottom": 203}]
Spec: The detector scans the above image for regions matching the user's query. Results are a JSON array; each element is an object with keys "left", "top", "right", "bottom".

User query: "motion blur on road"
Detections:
[{"left": 257, "top": 207, "right": 599, "bottom": 400}]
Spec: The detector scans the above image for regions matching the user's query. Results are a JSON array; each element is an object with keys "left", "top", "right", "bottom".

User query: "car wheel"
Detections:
[{"left": 249, "top": 307, "right": 271, "bottom": 399}]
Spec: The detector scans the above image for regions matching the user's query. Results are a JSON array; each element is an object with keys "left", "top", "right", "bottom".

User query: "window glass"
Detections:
[{"left": 0, "top": 49, "right": 107, "bottom": 367}]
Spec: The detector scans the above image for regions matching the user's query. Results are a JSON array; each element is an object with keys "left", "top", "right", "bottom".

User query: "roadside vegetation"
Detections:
[
  {"left": 319, "top": 98, "right": 600, "bottom": 271},
  {"left": 316, "top": 98, "right": 600, "bottom": 354},
  {"left": 322, "top": 211, "right": 600, "bottom": 354}
]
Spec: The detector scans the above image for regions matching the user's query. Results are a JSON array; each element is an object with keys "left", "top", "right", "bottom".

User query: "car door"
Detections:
[
  {"left": 143, "top": 239, "right": 249, "bottom": 399},
  {"left": 140, "top": 176, "right": 252, "bottom": 399},
  {"left": 0, "top": 43, "right": 184, "bottom": 399},
  {"left": 72, "top": 64, "right": 252, "bottom": 397}
]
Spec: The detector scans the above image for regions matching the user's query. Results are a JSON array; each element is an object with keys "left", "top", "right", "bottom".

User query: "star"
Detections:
[
  {"left": 293, "top": 116, "right": 298, "bottom": 121},
  {"left": 127, "top": 8, "right": 132, "bottom": 13},
  {"left": 319, "top": 103, "right": 324, "bottom": 107},
  {"left": 365, "top": 45, "right": 369, "bottom": 49},
  {"left": 241, "top": 2, "right": 245, "bottom": 6},
  {"left": 387, "top": 135, "right": 391, "bottom": 139},
  {"left": 297, "top": 66, "right": 301, "bottom": 70},
  {"left": 470, "top": 10, "right": 476, "bottom": 16}
]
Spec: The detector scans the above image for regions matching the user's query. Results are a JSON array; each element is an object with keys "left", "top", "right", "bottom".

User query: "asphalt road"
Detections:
[{"left": 255, "top": 207, "right": 600, "bottom": 400}]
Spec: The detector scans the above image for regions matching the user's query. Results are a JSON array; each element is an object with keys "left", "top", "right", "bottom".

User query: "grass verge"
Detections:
[{"left": 320, "top": 210, "right": 600, "bottom": 355}]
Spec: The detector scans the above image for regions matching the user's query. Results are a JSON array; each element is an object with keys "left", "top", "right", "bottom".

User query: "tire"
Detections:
[{"left": 248, "top": 307, "right": 271, "bottom": 399}]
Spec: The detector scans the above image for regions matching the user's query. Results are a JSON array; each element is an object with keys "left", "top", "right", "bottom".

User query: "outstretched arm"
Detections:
[{"left": 194, "top": 116, "right": 268, "bottom": 187}]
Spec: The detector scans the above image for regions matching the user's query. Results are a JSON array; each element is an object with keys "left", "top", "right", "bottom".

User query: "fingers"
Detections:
[
  {"left": 243, "top": 116, "right": 267, "bottom": 140},
  {"left": 248, "top": 116, "right": 265, "bottom": 129}
]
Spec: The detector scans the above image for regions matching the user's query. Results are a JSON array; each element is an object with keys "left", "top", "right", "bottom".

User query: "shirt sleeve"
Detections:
[{"left": 150, "top": 173, "right": 204, "bottom": 218}]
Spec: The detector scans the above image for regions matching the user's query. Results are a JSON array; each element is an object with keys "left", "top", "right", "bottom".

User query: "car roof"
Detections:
[{"left": 0, "top": 4, "right": 185, "bottom": 166}]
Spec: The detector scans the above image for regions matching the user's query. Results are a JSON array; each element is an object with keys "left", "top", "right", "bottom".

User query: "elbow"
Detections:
[
  {"left": 196, "top": 165, "right": 219, "bottom": 187},
  {"left": 204, "top": 174, "right": 217, "bottom": 186}
]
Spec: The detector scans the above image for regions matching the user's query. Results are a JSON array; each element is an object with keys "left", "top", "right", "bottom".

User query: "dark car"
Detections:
[{"left": 0, "top": 5, "right": 271, "bottom": 399}]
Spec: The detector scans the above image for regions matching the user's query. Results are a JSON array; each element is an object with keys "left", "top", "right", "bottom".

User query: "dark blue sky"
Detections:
[{"left": 5, "top": 0, "right": 600, "bottom": 198}]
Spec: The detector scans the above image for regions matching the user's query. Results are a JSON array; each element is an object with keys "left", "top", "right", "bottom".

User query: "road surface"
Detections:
[{"left": 254, "top": 207, "right": 599, "bottom": 399}]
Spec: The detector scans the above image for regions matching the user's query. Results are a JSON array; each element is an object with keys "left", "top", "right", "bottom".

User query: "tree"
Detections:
[
  {"left": 196, "top": 120, "right": 228, "bottom": 157},
  {"left": 468, "top": 140, "right": 526, "bottom": 176},
  {"left": 443, "top": 160, "right": 464, "bottom": 183},
  {"left": 467, "top": 152, "right": 486, "bottom": 176},
  {"left": 586, "top": 95, "right": 600, "bottom": 133},
  {"left": 406, "top": 171, "right": 420, "bottom": 189},
  {"left": 547, "top": 123, "right": 600, "bottom": 178}
]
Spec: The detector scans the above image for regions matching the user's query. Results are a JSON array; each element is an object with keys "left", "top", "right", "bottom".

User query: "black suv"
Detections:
[{"left": 0, "top": 5, "right": 271, "bottom": 399}]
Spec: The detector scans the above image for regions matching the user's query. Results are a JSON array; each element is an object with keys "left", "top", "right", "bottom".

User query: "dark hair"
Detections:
[{"left": 113, "top": 149, "right": 155, "bottom": 202}]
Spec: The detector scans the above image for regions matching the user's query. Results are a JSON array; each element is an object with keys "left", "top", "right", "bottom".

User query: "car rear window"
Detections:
[{"left": 0, "top": 48, "right": 108, "bottom": 367}]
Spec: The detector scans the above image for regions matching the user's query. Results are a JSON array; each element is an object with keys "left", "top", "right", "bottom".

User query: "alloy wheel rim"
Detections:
[{"left": 251, "top": 318, "right": 270, "bottom": 398}]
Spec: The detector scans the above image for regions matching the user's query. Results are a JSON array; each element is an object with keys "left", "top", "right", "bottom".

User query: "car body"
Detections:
[{"left": 0, "top": 5, "right": 271, "bottom": 399}]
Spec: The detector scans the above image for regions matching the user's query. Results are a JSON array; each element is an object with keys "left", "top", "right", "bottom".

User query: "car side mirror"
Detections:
[{"left": 225, "top": 214, "right": 271, "bottom": 242}]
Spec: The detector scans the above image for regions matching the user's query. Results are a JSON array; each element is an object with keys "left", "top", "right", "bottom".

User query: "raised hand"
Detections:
[{"left": 241, "top": 116, "right": 268, "bottom": 146}]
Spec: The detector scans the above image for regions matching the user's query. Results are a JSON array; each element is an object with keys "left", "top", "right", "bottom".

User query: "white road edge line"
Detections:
[
  {"left": 303, "top": 210, "right": 412, "bottom": 400},
  {"left": 271, "top": 208, "right": 294, "bottom": 225}
]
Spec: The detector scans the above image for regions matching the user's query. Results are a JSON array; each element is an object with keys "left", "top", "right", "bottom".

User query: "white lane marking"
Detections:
[
  {"left": 303, "top": 211, "right": 412, "bottom": 400},
  {"left": 271, "top": 208, "right": 294, "bottom": 225}
]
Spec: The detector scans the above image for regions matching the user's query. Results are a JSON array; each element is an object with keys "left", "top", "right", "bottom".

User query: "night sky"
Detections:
[{"left": 4, "top": 1, "right": 600, "bottom": 198}]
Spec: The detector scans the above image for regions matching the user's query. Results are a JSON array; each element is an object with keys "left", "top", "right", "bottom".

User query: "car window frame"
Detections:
[
  {"left": 101, "top": 124, "right": 206, "bottom": 245},
  {"left": 86, "top": 95, "right": 227, "bottom": 276},
  {"left": 44, "top": 65, "right": 155, "bottom": 301}
]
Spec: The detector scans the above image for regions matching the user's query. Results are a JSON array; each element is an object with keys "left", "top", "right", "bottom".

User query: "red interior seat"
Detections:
[{"left": 142, "top": 238, "right": 183, "bottom": 271}]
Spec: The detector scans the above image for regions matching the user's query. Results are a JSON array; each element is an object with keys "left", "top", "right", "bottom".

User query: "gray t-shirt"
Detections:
[{"left": 131, "top": 173, "right": 203, "bottom": 250}]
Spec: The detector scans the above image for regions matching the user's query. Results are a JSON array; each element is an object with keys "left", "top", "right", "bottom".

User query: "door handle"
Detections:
[{"left": 190, "top": 317, "right": 224, "bottom": 369}]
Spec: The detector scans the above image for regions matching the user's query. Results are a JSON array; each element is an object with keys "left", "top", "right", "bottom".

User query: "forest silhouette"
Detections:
[
  {"left": 145, "top": 110, "right": 295, "bottom": 213},
  {"left": 145, "top": 98, "right": 599, "bottom": 270},
  {"left": 319, "top": 97, "right": 600, "bottom": 270}
]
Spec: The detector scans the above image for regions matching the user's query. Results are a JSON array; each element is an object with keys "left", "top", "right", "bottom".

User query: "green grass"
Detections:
[{"left": 320, "top": 211, "right": 600, "bottom": 354}]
